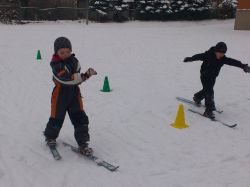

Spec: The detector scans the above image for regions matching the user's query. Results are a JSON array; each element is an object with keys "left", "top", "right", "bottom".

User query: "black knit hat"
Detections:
[
  {"left": 54, "top": 37, "right": 72, "bottom": 54},
  {"left": 215, "top": 42, "right": 227, "bottom": 53}
]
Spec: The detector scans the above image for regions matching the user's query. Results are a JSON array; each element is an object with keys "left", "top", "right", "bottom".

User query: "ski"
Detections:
[
  {"left": 188, "top": 108, "right": 237, "bottom": 128},
  {"left": 48, "top": 144, "right": 62, "bottom": 160},
  {"left": 62, "top": 142, "right": 119, "bottom": 172},
  {"left": 176, "top": 97, "right": 223, "bottom": 114}
]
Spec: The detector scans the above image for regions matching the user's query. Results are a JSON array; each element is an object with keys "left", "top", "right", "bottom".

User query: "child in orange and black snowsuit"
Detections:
[{"left": 44, "top": 37, "right": 97, "bottom": 155}]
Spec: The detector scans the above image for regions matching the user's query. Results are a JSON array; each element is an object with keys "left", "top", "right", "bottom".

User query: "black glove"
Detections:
[
  {"left": 183, "top": 57, "right": 193, "bottom": 63},
  {"left": 81, "top": 68, "right": 97, "bottom": 81},
  {"left": 243, "top": 64, "right": 250, "bottom": 73}
]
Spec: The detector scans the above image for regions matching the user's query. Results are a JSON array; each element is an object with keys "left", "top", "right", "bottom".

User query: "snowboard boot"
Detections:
[
  {"left": 78, "top": 143, "right": 93, "bottom": 156},
  {"left": 203, "top": 108, "right": 215, "bottom": 119},
  {"left": 193, "top": 96, "right": 201, "bottom": 106},
  {"left": 46, "top": 138, "right": 57, "bottom": 146}
]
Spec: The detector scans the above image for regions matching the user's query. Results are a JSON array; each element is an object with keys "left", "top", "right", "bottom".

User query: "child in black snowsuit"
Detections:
[
  {"left": 44, "top": 37, "right": 97, "bottom": 155},
  {"left": 183, "top": 42, "right": 250, "bottom": 118}
]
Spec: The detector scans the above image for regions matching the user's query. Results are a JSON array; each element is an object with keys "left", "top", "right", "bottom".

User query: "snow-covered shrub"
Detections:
[
  {"left": 135, "top": 0, "right": 172, "bottom": 20},
  {"left": 0, "top": 0, "right": 21, "bottom": 23},
  {"left": 113, "top": 0, "right": 130, "bottom": 22},
  {"left": 89, "top": 0, "right": 111, "bottom": 22},
  {"left": 170, "top": 0, "right": 212, "bottom": 20},
  {"left": 89, "top": 0, "right": 129, "bottom": 22},
  {"left": 0, "top": 6, "right": 20, "bottom": 23},
  {"left": 215, "top": 0, "right": 237, "bottom": 19},
  {"left": 186, "top": 0, "right": 212, "bottom": 20}
]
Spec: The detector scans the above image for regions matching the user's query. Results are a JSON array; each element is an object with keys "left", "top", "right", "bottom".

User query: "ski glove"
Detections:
[
  {"left": 183, "top": 57, "right": 193, "bottom": 63},
  {"left": 81, "top": 68, "right": 97, "bottom": 81},
  {"left": 243, "top": 64, "right": 250, "bottom": 73}
]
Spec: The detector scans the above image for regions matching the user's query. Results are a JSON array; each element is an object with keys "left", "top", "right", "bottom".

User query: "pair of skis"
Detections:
[
  {"left": 176, "top": 97, "right": 237, "bottom": 128},
  {"left": 47, "top": 142, "right": 119, "bottom": 172}
]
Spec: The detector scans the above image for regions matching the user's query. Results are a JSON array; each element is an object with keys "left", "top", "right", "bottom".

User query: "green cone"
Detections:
[
  {"left": 37, "top": 50, "right": 42, "bottom": 60},
  {"left": 101, "top": 76, "right": 111, "bottom": 92}
]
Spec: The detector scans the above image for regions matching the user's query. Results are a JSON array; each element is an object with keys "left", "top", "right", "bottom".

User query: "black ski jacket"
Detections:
[{"left": 189, "top": 47, "right": 245, "bottom": 78}]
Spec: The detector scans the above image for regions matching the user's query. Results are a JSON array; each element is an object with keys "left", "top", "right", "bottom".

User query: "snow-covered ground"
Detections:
[{"left": 0, "top": 19, "right": 250, "bottom": 187}]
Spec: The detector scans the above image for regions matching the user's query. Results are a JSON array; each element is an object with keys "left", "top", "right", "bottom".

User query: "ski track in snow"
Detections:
[{"left": 0, "top": 19, "right": 250, "bottom": 187}]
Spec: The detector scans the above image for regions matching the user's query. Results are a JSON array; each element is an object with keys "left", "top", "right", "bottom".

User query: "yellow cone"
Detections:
[{"left": 171, "top": 104, "right": 189, "bottom": 129}]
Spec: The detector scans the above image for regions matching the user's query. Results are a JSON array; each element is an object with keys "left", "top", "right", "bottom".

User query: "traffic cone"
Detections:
[
  {"left": 171, "top": 104, "right": 189, "bottom": 129},
  {"left": 101, "top": 76, "right": 111, "bottom": 92},
  {"left": 36, "top": 50, "right": 42, "bottom": 60}
]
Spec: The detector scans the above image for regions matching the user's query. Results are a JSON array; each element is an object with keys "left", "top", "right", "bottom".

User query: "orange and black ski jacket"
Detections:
[
  {"left": 51, "top": 54, "right": 83, "bottom": 86},
  {"left": 49, "top": 54, "right": 85, "bottom": 118}
]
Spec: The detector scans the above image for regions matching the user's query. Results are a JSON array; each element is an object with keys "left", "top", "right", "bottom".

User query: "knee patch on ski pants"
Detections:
[
  {"left": 69, "top": 111, "right": 90, "bottom": 145},
  {"left": 44, "top": 118, "right": 64, "bottom": 139}
]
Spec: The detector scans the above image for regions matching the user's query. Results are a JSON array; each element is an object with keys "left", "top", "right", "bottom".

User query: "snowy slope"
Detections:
[{"left": 0, "top": 19, "right": 250, "bottom": 187}]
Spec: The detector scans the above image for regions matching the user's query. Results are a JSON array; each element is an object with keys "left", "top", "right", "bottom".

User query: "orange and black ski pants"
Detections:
[{"left": 44, "top": 82, "right": 89, "bottom": 145}]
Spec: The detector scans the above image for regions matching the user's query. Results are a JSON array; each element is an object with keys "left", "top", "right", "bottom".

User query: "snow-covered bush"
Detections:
[
  {"left": 0, "top": 7, "right": 20, "bottom": 23},
  {"left": 89, "top": 0, "right": 111, "bottom": 22},
  {"left": 113, "top": 0, "right": 130, "bottom": 22},
  {"left": 135, "top": 0, "right": 172, "bottom": 20},
  {"left": 0, "top": 0, "right": 20, "bottom": 23},
  {"left": 134, "top": 0, "right": 213, "bottom": 21},
  {"left": 89, "top": 0, "right": 129, "bottom": 22},
  {"left": 144, "top": 0, "right": 235, "bottom": 20},
  {"left": 215, "top": 0, "right": 237, "bottom": 19},
  {"left": 187, "top": 0, "right": 212, "bottom": 20},
  {"left": 170, "top": 0, "right": 212, "bottom": 20}
]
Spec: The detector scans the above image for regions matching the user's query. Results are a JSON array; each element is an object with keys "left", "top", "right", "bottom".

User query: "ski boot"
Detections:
[
  {"left": 203, "top": 108, "right": 215, "bottom": 119},
  {"left": 46, "top": 138, "right": 57, "bottom": 146},
  {"left": 211, "top": 105, "right": 217, "bottom": 111},
  {"left": 193, "top": 96, "right": 201, "bottom": 106},
  {"left": 79, "top": 143, "right": 93, "bottom": 156}
]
